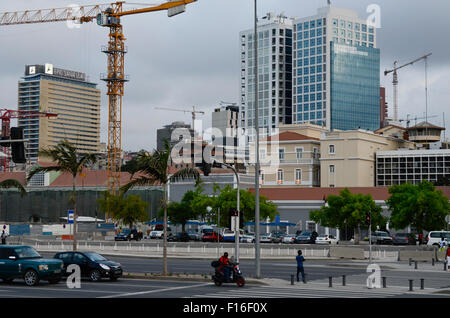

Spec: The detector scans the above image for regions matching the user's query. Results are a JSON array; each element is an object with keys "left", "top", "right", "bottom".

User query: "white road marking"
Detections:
[{"left": 98, "top": 282, "right": 211, "bottom": 298}]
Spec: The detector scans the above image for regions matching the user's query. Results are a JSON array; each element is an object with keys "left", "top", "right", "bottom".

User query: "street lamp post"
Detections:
[
  {"left": 222, "top": 162, "right": 240, "bottom": 263},
  {"left": 253, "top": 0, "right": 261, "bottom": 279}
]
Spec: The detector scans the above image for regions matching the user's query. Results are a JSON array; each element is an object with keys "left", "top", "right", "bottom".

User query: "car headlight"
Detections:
[
  {"left": 100, "top": 264, "right": 110, "bottom": 271},
  {"left": 38, "top": 265, "right": 49, "bottom": 271}
]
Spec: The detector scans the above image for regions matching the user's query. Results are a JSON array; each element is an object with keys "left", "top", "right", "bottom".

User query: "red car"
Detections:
[{"left": 202, "top": 230, "right": 223, "bottom": 242}]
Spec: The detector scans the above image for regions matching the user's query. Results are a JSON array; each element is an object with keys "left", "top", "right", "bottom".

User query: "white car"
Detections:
[
  {"left": 150, "top": 227, "right": 172, "bottom": 239},
  {"left": 315, "top": 234, "right": 339, "bottom": 245},
  {"left": 260, "top": 234, "right": 272, "bottom": 243},
  {"left": 240, "top": 234, "right": 255, "bottom": 243},
  {"left": 426, "top": 231, "right": 450, "bottom": 247},
  {"left": 281, "top": 234, "right": 296, "bottom": 244}
]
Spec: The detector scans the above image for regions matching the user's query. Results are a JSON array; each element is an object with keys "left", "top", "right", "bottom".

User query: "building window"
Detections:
[
  {"left": 295, "top": 169, "right": 302, "bottom": 184},
  {"left": 279, "top": 148, "right": 285, "bottom": 160},
  {"left": 296, "top": 147, "right": 303, "bottom": 159},
  {"left": 329, "top": 144, "right": 335, "bottom": 154},
  {"left": 277, "top": 169, "right": 284, "bottom": 184},
  {"left": 329, "top": 165, "right": 335, "bottom": 173}
]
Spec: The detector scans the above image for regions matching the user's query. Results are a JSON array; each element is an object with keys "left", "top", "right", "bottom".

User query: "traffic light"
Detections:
[
  {"left": 11, "top": 127, "right": 26, "bottom": 163},
  {"left": 365, "top": 212, "right": 371, "bottom": 226}
]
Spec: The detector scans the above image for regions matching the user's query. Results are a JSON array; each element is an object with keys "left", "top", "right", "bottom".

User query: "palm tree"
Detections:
[
  {"left": 0, "top": 179, "right": 26, "bottom": 196},
  {"left": 26, "top": 140, "right": 97, "bottom": 251},
  {"left": 121, "top": 140, "right": 199, "bottom": 275}
]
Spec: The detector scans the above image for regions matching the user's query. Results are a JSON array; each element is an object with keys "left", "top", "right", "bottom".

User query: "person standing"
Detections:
[
  {"left": 1, "top": 230, "right": 7, "bottom": 245},
  {"left": 296, "top": 250, "right": 306, "bottom": 283}
]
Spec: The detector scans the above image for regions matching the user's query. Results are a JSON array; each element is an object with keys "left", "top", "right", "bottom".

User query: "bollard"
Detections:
[
  {"left": 414, "top": 261, "right": 418, "bottom": 270},
  {"left": 409, "top": 258, "right": 412, "bottom": 266},
  {"left": 409, "top": 279, "right": 413, "bottom": 291},
  {"left": 432, "top": 258, "right": 435, "bottom": 266},
  {"left": 420, "top": 278, "right": 424, "bottom": 290},
  {"left": 291, "top": 275, "right": 295, "bottom": 285},
  {"left": 342, "top": 275, "right": 346, "bottom": 286},
  {"left": 445, "top": 260, "right": 448, "bottom": 272},
  {"left": 382, "top": 277, "right": 387, "bottom": 288},
  {"left": 329, "top": 276, "right": 333, "bottom": 288}
]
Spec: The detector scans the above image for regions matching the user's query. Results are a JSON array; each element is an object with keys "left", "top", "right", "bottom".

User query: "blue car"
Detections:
[{"left": 0, "top": 245, "right": 63, "bottom": 286}]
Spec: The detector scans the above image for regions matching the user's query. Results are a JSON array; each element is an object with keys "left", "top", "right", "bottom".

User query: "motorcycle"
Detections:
[{"left": 211, "top": 260, "right": 245, "bottom": 287}]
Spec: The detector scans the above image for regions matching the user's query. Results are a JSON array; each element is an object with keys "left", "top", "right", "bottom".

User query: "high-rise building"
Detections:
[
  {"left": 239, "top": 13, "right": 294, "bottom": 140},
  {"left": 157, "top": 121, "right": 195, "bottom": 151},
  {"left": 292, "top": 6, "right": 380, "bottom": 131},
  {"left": 212, "top": 105, "right": 239, "bottom": 137},
  {"left": 18, "top": 64, "right": 101, "bottom": 163}
]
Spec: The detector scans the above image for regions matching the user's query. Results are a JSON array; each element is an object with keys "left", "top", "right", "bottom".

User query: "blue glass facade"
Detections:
[{"left": 330, "top": 42, "right": 380, "bottom": 131}]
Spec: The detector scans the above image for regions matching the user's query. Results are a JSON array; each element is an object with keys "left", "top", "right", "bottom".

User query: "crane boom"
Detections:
[{"left": 383, "top": 53, "right": 432, "bottom": 122}]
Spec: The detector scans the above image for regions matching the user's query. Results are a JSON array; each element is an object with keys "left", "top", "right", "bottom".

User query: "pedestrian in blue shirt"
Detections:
[{"left": 296, "top": 250, "right": 306, "bottom": 283}]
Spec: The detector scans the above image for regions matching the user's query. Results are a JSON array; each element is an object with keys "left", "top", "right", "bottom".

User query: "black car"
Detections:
[
  {"left": 54, "top": 251, "right": 123, "bottom": 282},
  {"left": 115, "top": 229, "right": 142, "bottom": 241},
  {"left": 392, "top": 233, "right": 417, "bottom": 245},
  {"left": 168, "top": 232, "right": 190, "bottom": 242},
  {"left": 294, "top": 231, "right": 318, "bottom": 244}
]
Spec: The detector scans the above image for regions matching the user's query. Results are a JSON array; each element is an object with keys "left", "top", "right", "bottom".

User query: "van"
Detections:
[{"left": 426, "top": 231, "right": 450, "bottom": 247}]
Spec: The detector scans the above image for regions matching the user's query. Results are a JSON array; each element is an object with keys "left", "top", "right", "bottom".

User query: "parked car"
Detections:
[
  {"left": 281, "top": 234, "right": 296, "bottom": 244},
  {"left": 294, "top": 232, "right": 318, "bottom": 244},
  {"left": 426, "top": 231, "right": 450, "bottom": 247},
  {"left": 222, "top": 229, "right": 236, "bottom": 242},
  {"left": 202, "top": 230, "right": 223, "bottom": 242},
  {"left": 54, "top": 251, "right": 122, "bottom": 282},
  {"left": 115, "top": 228, "right": 142, "bottom": 241},
  {"left": 168, "top": 232, "right": 190, "bottom": 242},
  {"left": 0, "top": 245, "right": 64, "bottom": 286},
  {"left": 149, "top": 227, "right": 172, "bottom": 239},
  {"left": 186, "top": 229, "right": 202, "bottom": 241},
  {"left": 270, "top": 231, "right": 286, "bottom": 243},
  {"left": 370, "top": 231, "right": 393, "bottom": 245},
  {"left": 240, "top": 233, "right": 255, "bottom": 243},
  {"left": 315, "top": 234, "right": 339, "bottom": 245},
  {"left": 260, "top": 234, "right": 272, "bottom": 243},
  {"left": 392, "top": 233, "right": 417, "bottom": 245}
]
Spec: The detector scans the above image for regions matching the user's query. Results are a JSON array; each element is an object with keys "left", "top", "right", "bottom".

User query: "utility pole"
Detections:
[{"left": 253, "top": 0, "right": 261, "bottom": 279}]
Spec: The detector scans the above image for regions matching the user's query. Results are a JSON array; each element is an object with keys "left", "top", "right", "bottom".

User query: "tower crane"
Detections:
[
  {"left": 0, "top": 0, "right": 198, "bottom": 195},
  {"left": 154, "top": 106, "right": 205, "bottom": 132},
  {"left": 384, "top": 53, "right": 432, "bottom": 122},
  {"left": 0, "top": 109, "right": 58, "bottom": 172}
]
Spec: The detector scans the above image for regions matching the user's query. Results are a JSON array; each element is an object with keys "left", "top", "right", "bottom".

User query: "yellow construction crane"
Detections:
[{"left": 0, "top": 0, "right": 198, "bottom": 197}]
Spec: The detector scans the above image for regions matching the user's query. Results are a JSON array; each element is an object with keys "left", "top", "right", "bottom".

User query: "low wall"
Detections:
[
  {"left": 398, "top": 249, "right": 446, "bottom": 262},
  {"left": 329, "top": 247, "right": 365, "bottom": 260}
]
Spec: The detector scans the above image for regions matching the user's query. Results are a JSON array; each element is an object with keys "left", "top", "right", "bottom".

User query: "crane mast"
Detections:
[{"left": 384, "top": 53, "right": 432, "bottom": 122}]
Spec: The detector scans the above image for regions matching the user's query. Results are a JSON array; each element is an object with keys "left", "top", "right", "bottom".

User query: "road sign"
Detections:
[{"left": 67, "top": 210, "right": 74, "bottom": 224}]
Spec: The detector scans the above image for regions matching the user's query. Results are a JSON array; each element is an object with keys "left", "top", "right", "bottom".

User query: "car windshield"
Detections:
[
  {"left": 301, "top": 232, "right": 312, "bottom": 236},
  {"left": 318, "top": 235, "right": 328, "bottom": 238},
  {"left": 85, "top": 253, "right": 107, "bottom": 262},
  {"left": 377, "top": 232, "right": 389, "bottom": 237},
  {"left": 14, "top": 246, "right": 41, "bottom": 259},
  {"left": 395, "top": 233, "right": 407, "bottom": 237}
]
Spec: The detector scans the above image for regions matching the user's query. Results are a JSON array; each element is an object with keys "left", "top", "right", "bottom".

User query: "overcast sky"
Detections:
[{"left": 1, "top": 0, "right": 449, "bottom": 151}]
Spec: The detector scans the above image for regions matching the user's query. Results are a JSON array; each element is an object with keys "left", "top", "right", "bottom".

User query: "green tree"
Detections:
[
  {"left": 386, "top": 181, "right": 450, "bottom": 234},
  {"left": 205, "top": 185, "right": 278, "bottom": 228},
  {"left": 120, "top": 140, "right": 199, "bottom": 275},
  {"left": 310, "top": 188, "right": 386, "bottom": 244},
  {"left": 27, "top": 140, "right": 96, "bottom": 251},
  {"left": 98, "top": 192, "right": 149, "bottom": 229},
  {"left": 162, "top": 188, "right": 203, "bottom": 233}
]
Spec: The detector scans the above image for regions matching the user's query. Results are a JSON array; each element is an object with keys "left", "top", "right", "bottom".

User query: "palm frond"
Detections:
[
  {"left": 27, "top": 165, "right": 64, "bottom": 182},
  {"left": 170, "top": 167, "right": 200, "bottom": 183},
  {"left": 120, "top": 175, "right": 161, "bottom": 194},
  {"left": 0, "top": 179, "right": 26, "bottom": 197}
]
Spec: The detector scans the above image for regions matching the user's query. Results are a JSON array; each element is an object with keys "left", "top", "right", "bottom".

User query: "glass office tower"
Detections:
[{"left": 293, "top": 6, "right": 380, "bottom": 131}]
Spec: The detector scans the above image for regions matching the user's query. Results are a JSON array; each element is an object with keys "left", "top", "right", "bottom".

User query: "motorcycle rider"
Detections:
[{"left": 218, "top": 252, "right": 231, "bottom": 282}]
